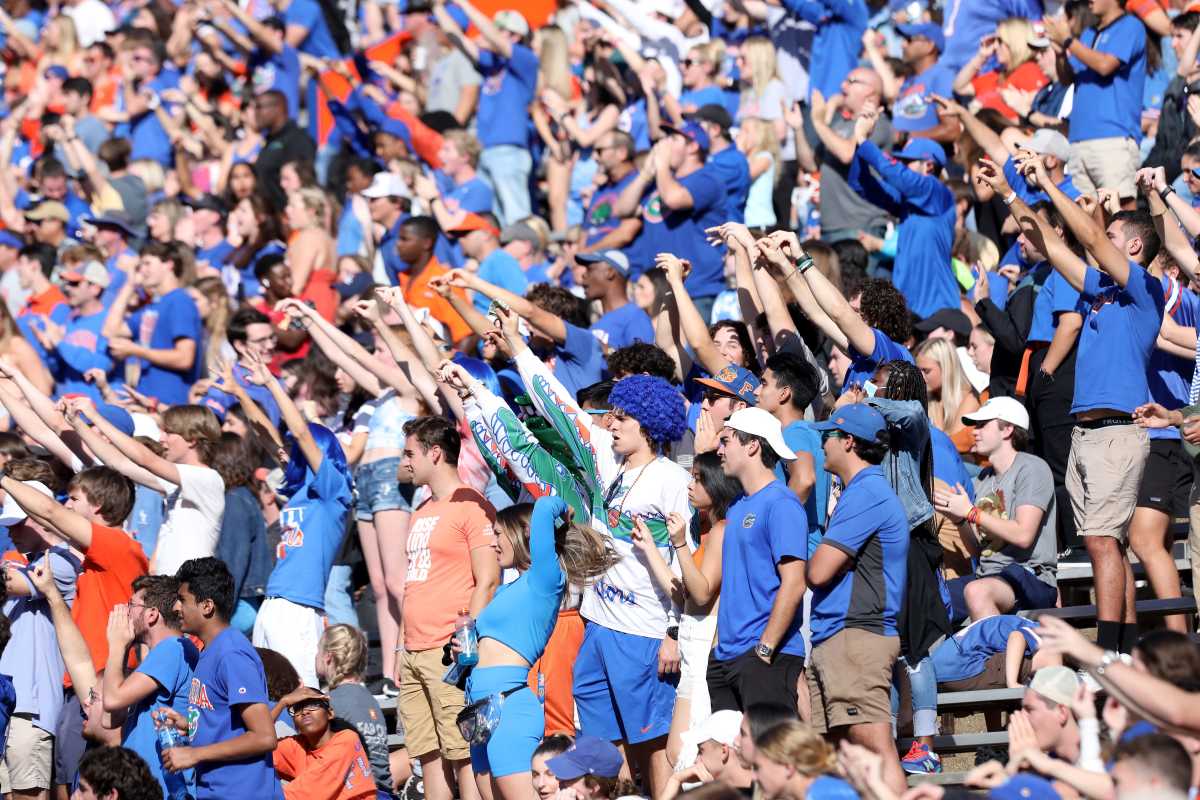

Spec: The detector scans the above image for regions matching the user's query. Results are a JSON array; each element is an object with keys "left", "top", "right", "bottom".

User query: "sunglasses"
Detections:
[
  {"left": 821, "top": 430, "right": 846, "bottom": 442},
  {"left": 703, "top": 389, "right": 735, "bottom": 404}
]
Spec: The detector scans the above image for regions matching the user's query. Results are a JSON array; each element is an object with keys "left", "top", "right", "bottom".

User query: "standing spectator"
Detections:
[
  {"left": 577, "top": 250, "right": 654, "bottom": 351},
  {"left": 396, "top": 415, "right": 498, "bottom": 800},
  {"left": 446, "top": 214, "right": 529, "bottom": 315},
  {"left": 808, "top": 403, "right": 909, "bottom": 793},
  {"left": 102, "top": 242, "right": 203, "bottom": 407},
  {"left": 708, "top": 408, "right": 808, "bottom": 712},
  {"left": 892, "top": 23, "right": 959, "bottom": 142},
  {"left": 780, "top": 0, "right": 867, "bottom": 100},
  {"left": 1044, "top": 0, "right": 1147, "bottom": 200},
  {"left": 253, "top": 90, "right": 317, "bottom": 212},
  {"left": 160, "top": 557, "right": 281, "bottom": 799},
  {"left": 37, "top": 259, "right": 112, "bottom": 401},
  {"left": 580, "top": 131, "right": 642, "bottom": 254},
  {"left": 691, "top": 105, "right": 750, "bottom": 226},
  {"left": 100, "top": 575, "right": 200, "bottom": 800}
]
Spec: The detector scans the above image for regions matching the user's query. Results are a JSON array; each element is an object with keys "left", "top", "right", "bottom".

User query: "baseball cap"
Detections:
[
  {"left": 660, "top": 120, "right": 711, "bottom": 153},
  {"left": 1024, "top": 129, "right": 1072, "bottom": 162},
  {"left": 447, "top": 213, "right": 500, "bottom": 237},
  {"left": 362, "top": 172, "right": 410, "bottom": 200},
  {"left": 182, "top": 194, "right": 227, "bottom": 216},
  {"left": 24, "top": 201, "right": 69, "bottom": 223},
  {"left": 914, "top": 307, "right": 970, "bottom": 338},
  {"left": 493, "top": 9, "right": 530, "bottom": 37},
  {"left": 61, "top": 260, "right": 111, "bottom": 288},
  {"left": 990, "top": 774, "right": 1062, "bottom": 800},
  {"left": 545, "top": 736, "right": 624, "bottom": 781},
  {"left": 500, "top": 221, "right": 542, "bottom": 248},
  {"left": 84, "top": 211, "right": 141, "bottom": 239},
  {"left": 576, "top": 250, "right": 632, "bottom": 278},
  {"left": 682, "top": 710, "right": 743, "bottom": 750},
  {"left": 896, "top": 22, "right": 945, "bottom": 52},
  {"left": 813, "top": 403, "right": 887, "bottom": 445},
  {"left": 1028, "top": 22, "right": 1052, "bottom": 48},
  {"left": 691, "top": 103, "right": 733, "bottom": 132},
  {"left": 1029, "top": 665, "right": 1079, "bottom": 707},
  {"left": 694, "top": 364, "right": 760, "bottom": 405},
  {"left": 0, "top": 480, "right": 54, "bottom": 527},
  {"left": 131, "top": 412, "right": 160, "bottom": 441},
  {"left": 962, "top": 396, "right": 1030, "bottom": 431},
  {"left": 335, "top": 272, "right": 374, "bottom": 300},
  {"left": 68, "top": 399, "right": 136, "bottom": 437},
  {"left": 895, "top": 137, "right": 946, "bottom": 168},
  {"left": 0, "top": 231, "right": 22, "bottom": 250},
  {"left": 44, "top": 65, "right": 69, "bottom": 82},
  {"left": 724, "top": 407, "right": 797, "bottom": 460}
]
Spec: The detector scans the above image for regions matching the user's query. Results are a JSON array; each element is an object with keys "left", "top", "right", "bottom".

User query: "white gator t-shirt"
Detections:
[{"left": 150, "top": 464, "right": 226, "bottom": 575}]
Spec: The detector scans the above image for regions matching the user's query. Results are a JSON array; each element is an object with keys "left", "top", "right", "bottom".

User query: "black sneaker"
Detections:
[{"left": 401, "top": 774, "right": 424, "bottom": 800}]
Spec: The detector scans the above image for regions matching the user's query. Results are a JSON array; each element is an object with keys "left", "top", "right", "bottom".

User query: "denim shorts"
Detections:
[{"left": 354, "top": 457, "right": 414, "bottom": 521}]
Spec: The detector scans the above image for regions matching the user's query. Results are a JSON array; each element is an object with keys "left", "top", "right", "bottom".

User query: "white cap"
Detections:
[
  {"left": 1024, "top": 129, "right": 1072, "bottom": 162},
  {"left": 493, "top": 9, "right": 530, "bottom": 37},
  {"left": 681, "top": 710, "right": 742, "bottom": 751},
  {"left": 1029, "top": 665, "right": 1079, "bottom": 706},
  {"left": 412, "top": 307, "right": 448, "bottom": 342},
  {"left": 0, "top": 481, "right": 55, "bottom": 527},
  {"left": 962, "top": 396, "right": 1030, "bottom": 432},
  {"left": 725, "top": 407, "right": 796, "bottom": 460},
  {"left": 131, "top": 412, "right": 161, "bottom": 441},
  {"left": 362, "top": 172, "right": 410, "bottom": 200}
]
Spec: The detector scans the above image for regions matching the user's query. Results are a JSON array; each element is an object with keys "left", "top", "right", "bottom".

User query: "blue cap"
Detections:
[
  {"left": 895, "top": 137, "right": 946, "bottom": 167},
  {"left": 897, "top": 22, "right": 945, "bottom": 51},
  {"left": 336, "top": 271, "right": 374, "bottom": 300},
  {"left": 44, "top": 65, "right": 68, "bottom": 81},
  {"left": 814, "top": 403, "right": 887, "bottom": 444},
  {"left": 545, "top": 736, "right": 623, "bottom": 781},
  {"left": 0, "top": 231, "right": 22, "bottom": 250},
  {"left": 661, "top": 120, "right": 711, "bottom": 153},
  {"left": 990, "top": 775, "right": 1061, "bottom": 800},
  {"left": 695, "top": 364, "right": 761, "bottom": 405},
  {"left": 76, "top": 401, "right": 135, "bottom": 437}
]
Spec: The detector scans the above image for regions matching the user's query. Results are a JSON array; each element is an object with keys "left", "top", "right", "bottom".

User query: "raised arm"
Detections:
[
  {"left": 453, "top": 0, "right": 512, "bottom": 58},
  {"left": 61, "top": 399, "right": 163, "bottom": 489},
  {"left": 1036, "top": 157, "right": 1129, "bottom": 286},
  {"left": 0, "top": 474, "right": 94, "bottom": 549},
  {"left": 793, "top": 241, "right": 876, "bottom": 355},
  {"left": 213, "top": 360, "right": 285, "bottom": 452},
  {"left": 935, "top": 95, "right": 1009, "bottom": 164},
  {"left": 28, "top": 560, "right": 96, "bottom": 707},
  {"left": 0, "top": 374, "right": 83, "bottom": 469},
  {"left": 449, "top": 270, "right": 567, "bottom": 343},
  {"left": 659, "top": 253, "right": 726, "bottom": 374},
  {"left": 375, "top": 287, "right": 452, "bottom": 415},
  {"left": 246, "top": 351, "right": 324, "bottom": 474}
]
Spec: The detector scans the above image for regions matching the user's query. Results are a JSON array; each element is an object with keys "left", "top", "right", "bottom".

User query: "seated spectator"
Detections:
[
  {"left": 74, "top": 746, "right": 162, "bottom": 800},
  {"left": 750, "top": 721, "right": 858, "bottom": 800},
  {"left": 532, "top": 734, "right": 573, "bottom": 800},
  {"left": 936, "top": 397, "right": 1058, "bottom": 622},
  {"left": 544, "top": 736, "right": 627, "bottom": 800},
  {"left": 658, "top": 711, "right": 753, "bottom": 800},
  {"left": 272, "top": 691, "right": 376, "bottom": 800}
]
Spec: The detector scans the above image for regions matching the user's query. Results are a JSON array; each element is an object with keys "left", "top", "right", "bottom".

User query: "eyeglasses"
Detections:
[
  {"left": 63, "top": 280, "right": 82, "bottom": 288},
  {"left": 845, "top": 77, "right": 868, "bottom": 86}
]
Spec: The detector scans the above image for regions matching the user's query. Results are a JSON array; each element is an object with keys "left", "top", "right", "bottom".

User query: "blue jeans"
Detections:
[
  {"left": 324, "top": 564, "right": 358, "bottom": 627},
  {"left": 892, "top": 655, "right": 938, "bottom": 737},
  {"left": 479, "top": 144, "right": 532, "bottom": 226}
]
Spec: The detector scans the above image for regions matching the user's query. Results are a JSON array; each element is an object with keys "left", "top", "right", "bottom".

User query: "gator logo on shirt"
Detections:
[
  {"left": 642, "top": 192, "right": 664, "bottom": 224},
  {"left": 277, "top": 507, "right": 306, "bottom": 560},
  {"left": 482, "top": 72, "right": 506, "bottom": 96},
  {"left": 742, "top": 513, "right": 756, "bottom": 528},
  {"left": 894, "top": 82, "right": 932, "bottom": 121}
]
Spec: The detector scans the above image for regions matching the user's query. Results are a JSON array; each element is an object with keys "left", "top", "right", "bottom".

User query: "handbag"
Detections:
[{"left": 455, "top": 686, "right": 526, "bottom": 745}]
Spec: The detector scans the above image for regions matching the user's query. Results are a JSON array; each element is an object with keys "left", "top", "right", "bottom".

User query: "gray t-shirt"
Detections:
[
  {"left": 330, "top": 682, "right": 395, "bottom": 789},
  {"left": 812, "top": 111, "right": 893, "bottom": 235},
  {"left": 426, "top": 49, "right": 481, "bottom": 117},
  {"left": 972, "top": 452, "right": 1058, "bottom": 587}
]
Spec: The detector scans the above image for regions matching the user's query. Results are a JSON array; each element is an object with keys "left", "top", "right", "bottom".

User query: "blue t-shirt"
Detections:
[
  {"left": 0, "top": 674, "right": 12, "bottom": 758},
  {"left": 708, "top": 145, "right": 751, "bottom": 225},
  {"left": 892, "top": 63, "right": 955, "bottom": 133},
  {"left": 441, "top": 174, "right": 494, "bottom": 216},
  {"left": 127, "top": 287, "right": 204, "bottom": 406},
  {"left": 716, "top": 480, "right": 808, "bottom": 660},
  {"left": 808, "top": 775, "right": 860, "bottom": 800},
  {"left": 476, "top": 45, "right": 539, "bottom": 149},
  {"left": 129, "top": 68, "right": 181, "bottom": 165},
  {"left": 195, "top": 240, "right": 236, "bottom": 275},
  {"left": 592, "top": 303, "right": 654, "bottom": 351},
  {"left": 282, "top": 0, "right": 343, "bottom": 57},
  {"left": 1147, "top": 274, "right": 1198, "bottom": 441},
  {"left": 844, "top": 328, "right": 913, "bottom": 390},
  {"left": 1068, "top": 14, "right": 1146, "bottom": 143},
  {"left": 930, "top": 615, "right": 1038, "bottom": 683},
  {"left": 249, "top": 45, "right": 301, "bottom": 115},
  {"left": 776, "top": 421, "right": 830, "bottom": 545},
  {"left": 941, "top": 0, "right": 1043, "bottom": 71},
  {"left": 548, "top": 322, "right": 606, "bottom": 399},
  {"left": 810, "top": 465, "right": 909, "bottom": 644},
  {"left": 474, "top": 249, "right": 529, "bottom": 314},
  {"left": 125, "top": 635, "right": 200, "bottom": 800},
  {"left": 1071, "top": 263, "right": 1164, "bottom": 415},
  {"left": 47, "top": 309, "right": 112, "bottom": 401},
  {"left": 584, "top": 170, "right": 639, "bottom": 250},
  {"left": 679, "top": 86, "right": 726, "bottom": 111},
  {"left": 1003, "top": 156, "right": 1083, "bottom": 206},
  {"left": 1027, "top": 263, "right": 1081, "bottom": 344},
  {"left": 266, "top": 456, "right": 353, "bottom": 610},
  {"left": 187, "top": 628, "right": 282, "bottom": 800},
  {"left": 781, "top": 0, "right": 868, "bottom": 98},
  {"left": 634, "top": 166, "right": 726, "bottom": 297}
]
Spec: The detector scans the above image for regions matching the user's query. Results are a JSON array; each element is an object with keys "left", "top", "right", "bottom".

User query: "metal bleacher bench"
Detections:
[{"left": 1018, "top": 596, "right": 1197, "bottom": 626}]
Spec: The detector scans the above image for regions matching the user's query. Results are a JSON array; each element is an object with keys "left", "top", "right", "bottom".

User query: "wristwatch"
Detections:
[
  {"left": 666, "top": 626, "right": 679, "bottom": 641},
  {"left": 755, "top": 642, "right": 774, "bottom": 662},
  {"left": 1095, "top": 649, "right": 1120, "bottom": 676}
]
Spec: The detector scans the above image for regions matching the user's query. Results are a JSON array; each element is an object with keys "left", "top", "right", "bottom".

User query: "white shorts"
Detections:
[
  {"left": 674, "top": 608, "right": 718, "bottom": 772},
  {"left": 252, "top": 596, "right": 326, "bottom": 688}
]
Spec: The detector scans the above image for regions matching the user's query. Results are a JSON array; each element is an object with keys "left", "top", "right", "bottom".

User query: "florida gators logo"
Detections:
[{"left": 643, "top": 193, "right": 664, "bottom": 224}]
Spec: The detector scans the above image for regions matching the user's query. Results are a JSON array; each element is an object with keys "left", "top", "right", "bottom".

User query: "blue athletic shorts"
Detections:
[
  {"left": 573, "top": 624, "right": 678, "bottom": 744},
  {"left": 947, "top": 564, "right": 1058, "bottom": 624},
  {"left": 465, "top": 666, "right": 544, "bottom": 778}
]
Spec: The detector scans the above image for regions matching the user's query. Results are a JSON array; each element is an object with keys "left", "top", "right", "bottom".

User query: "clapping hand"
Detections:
[{"left": 106, "top": 603, "right": 136, "bottom": 650}]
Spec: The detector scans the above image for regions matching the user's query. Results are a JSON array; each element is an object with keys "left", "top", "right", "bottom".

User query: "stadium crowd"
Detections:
[{"left": 5, "top": 0, "right": 1200, "bottom": 797}]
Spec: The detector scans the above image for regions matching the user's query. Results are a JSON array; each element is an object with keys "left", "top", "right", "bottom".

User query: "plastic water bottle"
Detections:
[
  {"left": 154, "top": 708, "right": 181, "bottom": 750},
  {"left": 455, "top": 609, "right": 479, "bottom": 666}
]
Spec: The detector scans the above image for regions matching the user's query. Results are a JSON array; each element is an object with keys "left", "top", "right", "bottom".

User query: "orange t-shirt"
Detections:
[
  {"left": 72, "top": 522, "right": 150, "bottom": 676},
  {"left": 1127, "top": 0, "right": 1167, "bottom": 19},
  {"left": 21, "top": 285, "right": 67, "bottom": 318},
  {"left": 972, "top": 61, "right": 1049, "bottom": 121},
  {"left": 402, "top": 487, "right": 496, "bottom": 651},
  {"left": 273, "top": 729, "right": 376, "bottom": 800},
  {"left": 401, "top": 258, "right": 472, "bottom": 344}
]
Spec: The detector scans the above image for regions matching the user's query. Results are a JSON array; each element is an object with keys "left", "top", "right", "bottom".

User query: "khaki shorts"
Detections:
[
  {"left": 2, "top": 715, "right": 53, "bottom": 792},
  {"left": 1065, "top": 424, "right": 1148, "bottom": 542},
  {"left": 807, "top": 628, "right": 899, "bottom": 733},
  {"left": 1068, "top": 137, "right": 1140, "bottom": 198},
  {"left": 398, "top": 646, "right": 470, "bottom": 761}
]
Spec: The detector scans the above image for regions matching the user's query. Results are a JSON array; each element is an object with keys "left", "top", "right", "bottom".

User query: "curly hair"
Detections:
[
  {"left": 856, "top": 278, "right": 912, "bottom": 345},
  {"left": 608, "top": 375, "right": 687, "bottom": 446},
  {"left": 606, "top": 343, "right": 677, "bottom": 382},
  {"left": 527, "top": 283, "right": 589, "bottom": 328},
  {"left": 77, "top": 746, "right": 161, "bottom": 800}
]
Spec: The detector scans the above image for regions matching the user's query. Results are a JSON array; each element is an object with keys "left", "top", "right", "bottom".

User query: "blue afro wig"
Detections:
[
  {"left": 283, "top": 423, "right": 348, "bottom": 499},
  {"left": 608, "top": 375, "right": 687, "bottom": 445}
]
